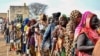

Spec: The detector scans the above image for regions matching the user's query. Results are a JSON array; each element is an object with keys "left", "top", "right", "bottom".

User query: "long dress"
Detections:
[{"left": 64, "top": 21, "right": 76, "bottom": 56}]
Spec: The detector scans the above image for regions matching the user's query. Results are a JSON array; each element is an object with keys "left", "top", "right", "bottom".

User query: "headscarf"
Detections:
[
  {"left": 70, "top": 10, "right": 82, "bottom": 21},
  {"left": 23, "top": 18, "right": 29, "bottom": 26},
  {"left": 52, "top": 12, "right": 61, "bottom": 20},
  {"left": 59, "top": 15, "right": 68, "bottom": 27},
  {"left": 22, "top": 18, "right": 29, "bottom": 32},
  {"left": 60, "top": 14, "right": 68, "bottom": 21},
  {"left": 23, "top": 18, "right": 29, "bottom": 29},
  {"left": 75, "top": 11, "right": 100, "bottom": 56},
  {"left": 74, "top": 11, "right": 90, "bottom": 41}
]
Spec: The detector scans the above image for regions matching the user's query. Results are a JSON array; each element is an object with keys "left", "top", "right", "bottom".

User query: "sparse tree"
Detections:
[{"left": 28, "top": 3, "right": 47, "bottom": 18}]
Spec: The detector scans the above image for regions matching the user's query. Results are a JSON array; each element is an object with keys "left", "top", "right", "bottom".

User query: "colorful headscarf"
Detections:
[
  {"left": 74, "top": 11, "right": 90, "bottom": 41},
  {"left": 75, "top": 11, "right": 100, "bottom": 56},
  {"left": 23, "top": 18, "right": 29, "bottom": 26},
  {"left": 70, "top": 10, "right": 82, "bottom": 21}
]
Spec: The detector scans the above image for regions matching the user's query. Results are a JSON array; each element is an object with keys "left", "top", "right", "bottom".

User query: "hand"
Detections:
[{"left": 97, "top": 28, "right": 100, "bottom": 35}]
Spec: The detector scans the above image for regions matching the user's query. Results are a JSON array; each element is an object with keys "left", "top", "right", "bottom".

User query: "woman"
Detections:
[
  {"left": 75, "top": 11, "right": 100, "bottom": 56},
  {"left": 34, "top": 26, "right": 43, "bottom": 56},
  {"left": 23, "top": 18, "right": 30, "bottom": 32},
  {"left": 64, "top": 10, "right": 82, "bottom": 56},
  {"left": 41, "top": 12, "right": 61, "bottom": 56},
  {"left": 27, "top": 19, "right": 37, "bottom": 56},
  {"left": 22, "top": 18, "right": 29, "bottom": 55},
  {"left": 5, "top": 26, "right": 10, "bottom": 44},
  {"left": 9, "top": 22, "right": 16, "bottom": 51},
  {"left": 15, "top": 21, "right": 22, "bottom": 54},
  {"left": 52, "top": 15, "right": 68, "bottom": 56},
  {"left": 37, "top": 14, "right": 48, "bottom": 35}
]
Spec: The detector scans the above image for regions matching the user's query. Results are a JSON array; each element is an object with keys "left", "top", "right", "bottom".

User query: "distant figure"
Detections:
[
  {"left": 36, "top": 14, "right": 48, "bottom": 35},
  {"left": 4, "top": 27, "right": 10, "bottom": 44}
]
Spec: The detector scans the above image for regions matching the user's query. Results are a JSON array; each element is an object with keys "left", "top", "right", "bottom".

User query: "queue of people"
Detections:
[{"left": 3, "top": 10, "right": 100, "bottom": 56}]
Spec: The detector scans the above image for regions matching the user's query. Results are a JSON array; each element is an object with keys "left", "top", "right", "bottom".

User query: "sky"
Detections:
[{"left": 0, "top": 0, "right": 100, "bottom": 17}]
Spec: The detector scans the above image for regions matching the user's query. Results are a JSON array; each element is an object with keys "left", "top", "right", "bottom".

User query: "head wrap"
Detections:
[
  {"left": 23, "top": 18, "right": 29, "bottom": 26},
  {"left": 70, "top": 10, "right": 82, "bottom": 21},
  {"left": 52, "top": 12, "right": 61, "bottom": 20}
]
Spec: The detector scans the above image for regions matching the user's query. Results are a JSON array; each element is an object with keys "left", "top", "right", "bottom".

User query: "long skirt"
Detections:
[{"left": 63, "top": 36, "right": 73, "bottom": 56}]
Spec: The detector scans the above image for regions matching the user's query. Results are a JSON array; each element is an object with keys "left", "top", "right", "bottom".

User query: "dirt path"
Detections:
[{"left": 0, "top": 33, "right": 20, "bottom": 56}]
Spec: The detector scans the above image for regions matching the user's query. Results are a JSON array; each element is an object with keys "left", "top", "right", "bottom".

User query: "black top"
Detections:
[
  {"left": 5, "top": 28, "right": 9, "bottom": 35},
  {"left": 77, "top": 33, "right": 94, "bottom": 55}
]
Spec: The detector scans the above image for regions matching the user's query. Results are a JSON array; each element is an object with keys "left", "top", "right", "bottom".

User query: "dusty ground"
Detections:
[{"left": 0, "top": 33, "right": 20, "bottom": 56}]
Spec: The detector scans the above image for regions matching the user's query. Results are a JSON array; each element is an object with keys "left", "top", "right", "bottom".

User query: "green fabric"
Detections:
[
  {"left": 61, "top": 47, "right": 66, "bottom": 56},
  {"left": 62, "top": 14, "right": 70, "bottom": 22}
]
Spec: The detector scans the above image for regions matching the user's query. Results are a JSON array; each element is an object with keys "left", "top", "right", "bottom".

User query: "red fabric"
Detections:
[
  {"left": 76, "top": 49, "right": 91, "bottom": 56},
  {"left": 81, "top": 13, "right": 99, "bottom": 44},
  {"left": 75, "top": 11, "right": 100, "bottom": 56}
]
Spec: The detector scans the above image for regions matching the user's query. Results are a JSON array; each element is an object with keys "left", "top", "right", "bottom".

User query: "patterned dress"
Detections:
[
  {"left": 64, "top": 20, "right": 77, "bottom": 56},
  {"left": 52, "top": 25, "right": 66, "bottom": 56}
]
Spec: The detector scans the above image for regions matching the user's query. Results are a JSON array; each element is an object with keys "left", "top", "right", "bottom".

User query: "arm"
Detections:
[
  {"left": 52, "top": 26, "right": 58, "bottom": 38},
  {"left": 77, "top": 34, "right": 94, "bottom": 51}
]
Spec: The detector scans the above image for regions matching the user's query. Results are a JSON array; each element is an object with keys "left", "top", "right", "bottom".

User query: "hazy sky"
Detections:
[{"left": 0, "top": 0, "right": 100, "bottom": 17}]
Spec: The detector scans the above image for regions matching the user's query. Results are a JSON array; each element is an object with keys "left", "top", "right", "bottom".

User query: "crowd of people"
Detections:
[{"left": 3, "top": 10, "right": 100, "bottom": 56}]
